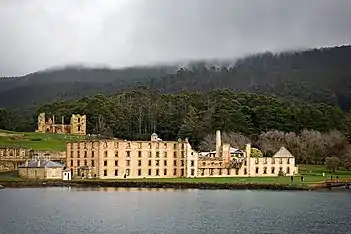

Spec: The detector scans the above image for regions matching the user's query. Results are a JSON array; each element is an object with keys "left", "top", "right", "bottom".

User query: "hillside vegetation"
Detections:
[{"left": 1, "top": 45, "right": 351, "bottom": 110}]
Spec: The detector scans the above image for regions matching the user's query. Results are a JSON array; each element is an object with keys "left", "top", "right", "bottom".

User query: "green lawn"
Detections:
[{"left": 0, "top": 129, "right": 84, "bottom": 151}]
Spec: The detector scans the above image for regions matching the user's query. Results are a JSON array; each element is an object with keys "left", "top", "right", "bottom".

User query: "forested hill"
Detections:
[{"left": 1, "top": 45, "right": 351, "bottom": 110}]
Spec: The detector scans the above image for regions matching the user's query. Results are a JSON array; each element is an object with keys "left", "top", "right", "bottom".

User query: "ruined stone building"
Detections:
[
  {"left": 36, "top": 113, "right": 86, "bottom": 135},
  {"left": 0, "top": 147, "right": 33, "bottom": 172},
  {"left": 66, "top": 130, "right": 298, "bottom": 179},
  {"left": 197, "top": 130, "right": 298, "bottom": 177},
  {"left": 66, "top": 133, "right": 198, "bottom": 179}
]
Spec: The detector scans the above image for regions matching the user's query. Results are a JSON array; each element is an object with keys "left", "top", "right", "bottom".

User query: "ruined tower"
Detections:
[
  {"left": 70, "top": 114, "right": 86, "bottom": 135},
  {"left": 36, "top": 113, "right": 46, "bottom": 133}
]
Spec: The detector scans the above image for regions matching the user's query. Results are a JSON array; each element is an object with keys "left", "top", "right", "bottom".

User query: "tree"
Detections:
[{"left": 325, "top": 156, "right": 341, "bottom": 172}]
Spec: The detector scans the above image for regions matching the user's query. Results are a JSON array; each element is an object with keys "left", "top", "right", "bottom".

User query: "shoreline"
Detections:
[{"left": 0, "top": 180, "right": 322, "bottom": 191}]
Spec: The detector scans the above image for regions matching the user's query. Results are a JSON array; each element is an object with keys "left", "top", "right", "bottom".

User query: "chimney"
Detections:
[
  {"left": 246, "top": 143, "right": 251, "bottom": 158},
  {"left": 215, "top": 130, "right": 221, "bottom": 158}
]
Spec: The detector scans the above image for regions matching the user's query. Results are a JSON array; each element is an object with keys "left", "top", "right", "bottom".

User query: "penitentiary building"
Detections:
[
  {"left": 66, "top": 130, "right": 298, "bottom": 179},
  {"left": 66, "top": 133, "right": 198, "bottom": 179}
]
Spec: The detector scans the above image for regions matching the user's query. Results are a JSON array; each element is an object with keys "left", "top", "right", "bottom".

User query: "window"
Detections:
[
  {"left": 173, "top": 143, "right": 177, "bottom": 149},
  {"left": 126, "top": 169, "right": 130, "bottom": 176},
  {"left": 104, "top": 170, "right": 107, "bottom": 176},
  {"left": 255, "top": 167, "right": 259, "bottom": 174},
  {"left": 138, "top": 151, "right": 142, "bottom": 158},
  {"left": 115, "top": 160, "right": 118, "bottom": 167},
  {"left": 244, "top": 160, "right": 247, "bottom": 166},
  {"left": 148, "top": 169, "right": 152, "bottom": 176},
  {"left": 138, "top": 143, "right": 142, "bottom": 149},
  {"left": 138, "top": 160, "right": 142, "bottom": 166},
  {"left": 173, "top": 169, "right": 177, "bottom": 175},
  {"left": 114, "top": 141, "right": 119, "bottom": 148},
  {"left": 264, "top": 158, "right": 267, "bottom": 164},
  {"left": 201, "top": 169, "right": 205, "bottom": 176},
  {"left": 84, "top": 151, "right": 87, "bottom": 158},
  {"left": 181, "top": 151, "right": 184, "bottom": 158},
  {"left": 104, "top": 151, "right": 108, "bottom": 157},
  {"left": 164, "top": 152, "right": 167, "bottom": 158},
  {"left": 70, "top": 160, "right": 73, "bottom": 166},
  {"left": 181, "top": 144, "right": 184, "bottom": 150},
  {"left": 77, "top": 151, "right": 80, "bottom": 158},
  {"left": 279, "top": 158, "right": 283, "bottom": 164},
  {"left": 263, "top": 167, "right": 267, "bottom": 174},
  {"left": 279, "top": 167, "right": 283, "bottom": 173},
  {"left": 156, "top": 152, "right": 160, "bottom": 158},
  {"left": 287, "top": 158, "right": 290, "bottom": 164},
  {"left": 77, "top": 160, "right": 80, "bottom": 166},
  {"left": 287, "top": 167, "right": 290, "bottom": 174},
  {"left": 191, "top": 160, "right": 195, "bottom": 167},
  {"left": 180, "top": 169, "right": 184, "bottom": 176},
  {"left": 202, "top": 162, "right": 206, "bottom": 166},
  {"left": 148, "top": 143, "right": 151, "bottom": 149},
  {"left": 91, "top": 160, "right": 95, "bottom": 167},
  {"left": 164, "top": 169, "right": 167, "bottom": 176},
  {"left": 218, "top": 169, "right": 222, "bottom": 175},
  {"left": 126, "top": 151, "right": 130, "bottom": 158},
  {"left": 92, "top": 151, "right": 95, "bottom": 158},
  {"left": 227, "top": 169, "right": 230, "bottom": 175},
  {"left": 209, "top": 169, "right": 213, "bottom": 176},
  {"left": 70, "top": 151, "right": 73, "bottom": 157},
  {"left": 84, "top": 160, "right": 87, "bottom": 166},
  {"left": 181, "top": 160, "right": 184, "bottom": 166},
  {"left": 156, "top": 169, "right": 159, "bottom": 176},
  {"left": 272, "top": 158, "right": 275, "bottom": 164},
  {"left": 235, "top": 169, "right": 239, "bottom": 175},
  {"left": 115, "top": 170, "right": 118, "bottom": 176},
  {"left": 173, "top": 152, "right": 177, "bottom": 158},
  {"left": 156, "top": 160, "right": 160, "bottom": 166},
  {"left": 271, "top": 167, "right": 275, "bottom": 174},
  {"left": 138, "top": 169, "right": 142, "bottom": 176},
  {"left": 191, "top": 169, "right": 195, "bottom": 176},
  {"left": 164, "top": 143, "right": 167, "bottom": 149},
  {"left": 244, "top": 168, "right": 247, "bottom": 175},
  {"left": 127, "top": 142, "right": 131, "bottom": 149},
  {"left": 77, "top": 143, "right": 80, "bottom": 149},
  {"left": 104, "top": 161, "right": 107, "bottom": 166},
  {"left": 156, "top": 143, "right": 160, "bottom": 149},
  {"left": 126, "top": 160, "right": 130, "bottom": 166},
  {"left": 164, "top": 160, "right": 167, "bottom": 166},
  {"left": 84, "top": 142, "right": 87, "bottom": 149},
  {"left": 148, "top": 152, "right": 152, "bottom": 158},
  {"left": 148, "top": 160, "right": 152, "bottom": 166},
  {"left": 173, "top": 160, "right": 177, "bottom": 166},
  {"left": 255, "top": 158, "right": 258, "bottom": 164},
  {"left": 115, "top": 151, "right": 118, "bottom": 157}
]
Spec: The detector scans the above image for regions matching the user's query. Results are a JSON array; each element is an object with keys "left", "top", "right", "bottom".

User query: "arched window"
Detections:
[
  {"left": 255, "top": 167, "right": 259, "bottom": 174},
  {"left": 263, "top": 167, "right": 267, "bottom": 174}
]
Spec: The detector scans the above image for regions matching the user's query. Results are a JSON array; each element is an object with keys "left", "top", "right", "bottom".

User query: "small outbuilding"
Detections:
[
  {"left": 62, "top": 169, "right": 72, "bottom": 181},
  {"left": 18, "top": 157, "right": 65, "bottom": 179}
]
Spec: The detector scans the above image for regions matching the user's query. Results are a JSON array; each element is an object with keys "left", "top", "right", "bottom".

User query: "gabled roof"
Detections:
[
  {"left": 272, "top": 147, "right": 294, "bottom": 158},
  {"left": 18, "top": 159, "right": 64, "bottom": 168}
]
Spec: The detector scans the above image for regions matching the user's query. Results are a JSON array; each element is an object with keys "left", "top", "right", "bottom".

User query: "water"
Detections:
[{"left": 0, "top": 187, "right": 350, "bottom": 234}]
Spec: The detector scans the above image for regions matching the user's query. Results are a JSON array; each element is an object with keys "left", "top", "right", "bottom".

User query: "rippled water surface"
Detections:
[{"left": 0, "top": 187, "right": 350, "bottom": 234}]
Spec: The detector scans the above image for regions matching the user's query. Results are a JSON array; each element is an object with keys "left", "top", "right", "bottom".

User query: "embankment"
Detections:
[{"left": 0, "top": 180, "right": 315, "bottom": 191}]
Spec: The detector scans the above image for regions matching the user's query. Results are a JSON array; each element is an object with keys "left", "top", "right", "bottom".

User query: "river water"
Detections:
[{"left": 0, "top": 187, "right": 350, "bottom": 234}]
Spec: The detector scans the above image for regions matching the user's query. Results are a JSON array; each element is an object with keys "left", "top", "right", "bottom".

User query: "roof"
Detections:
[
  {"left": 272, "top": 147, "right": 294, "bottom": 158},
  {"left": 18, "top": 159, "right": 65, "bottom": 168}
]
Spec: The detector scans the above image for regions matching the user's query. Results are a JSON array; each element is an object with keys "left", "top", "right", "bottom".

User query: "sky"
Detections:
[{"left": 1, "top": 0, "right": 351, "bottom": 76}]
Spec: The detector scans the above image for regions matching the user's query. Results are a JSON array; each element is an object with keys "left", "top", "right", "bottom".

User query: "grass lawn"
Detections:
[
  {"left": 74, "top": 165, "right": 351, "bottom": 185},
  {"left": 0, "top": 129, "right": 84, "bottom": 151}
]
